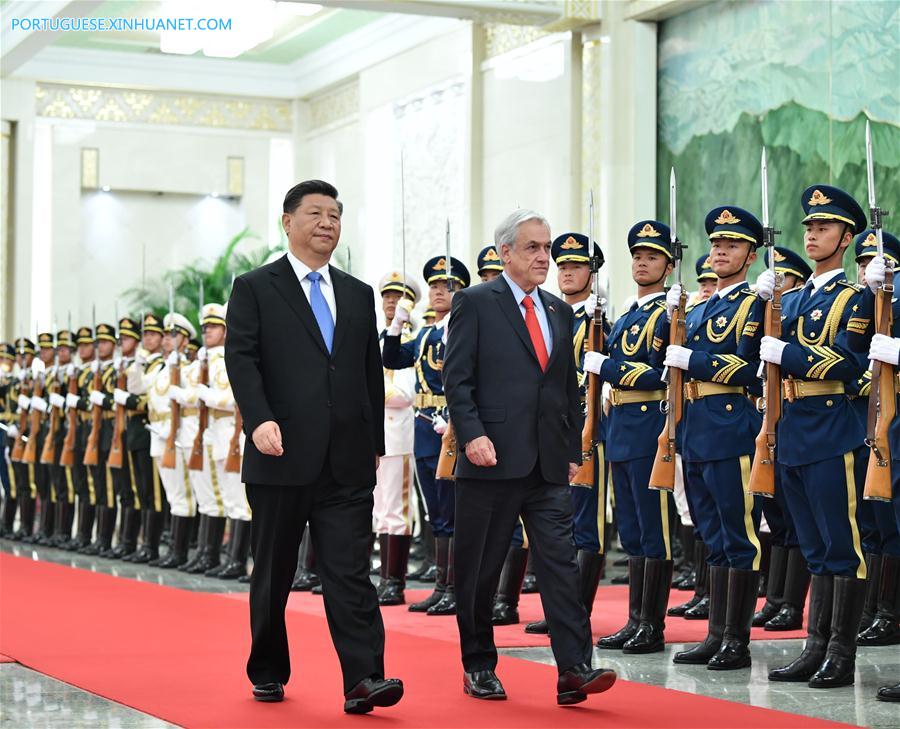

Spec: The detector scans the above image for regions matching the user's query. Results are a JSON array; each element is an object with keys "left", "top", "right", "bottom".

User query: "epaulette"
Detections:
[
  {"left": 643, "top": 300, "right": 666, "bottom": 311},
  {"left": 782, "top": 285, "right": 804, "bottom": 297},
  {"left": 836, "top": 280, "right": 863, "bottom": 291}
]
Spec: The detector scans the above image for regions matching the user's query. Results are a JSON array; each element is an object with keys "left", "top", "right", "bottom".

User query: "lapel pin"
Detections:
[{"left": 548, "top": 304, "right": 555, "bottom": 313}]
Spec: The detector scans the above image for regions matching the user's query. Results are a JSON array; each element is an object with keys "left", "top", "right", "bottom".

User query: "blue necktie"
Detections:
[
  {"left": 706, "top": 293, "right": 719, "bottom": 308},
  {"left": 799, "top": 281, "right": 814, "bottom": 303},
  {"left": 306, "top": 271, "right": 334, "bottom": 353}
]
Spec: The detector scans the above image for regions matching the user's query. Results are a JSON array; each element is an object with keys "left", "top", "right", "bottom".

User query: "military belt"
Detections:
[
  {"left": 79, "top": 411, "right": 115, "bottom": 421},
  {"left": 210, "top": 409, "right": 233, "bottom": 419},
  {"left": 782, "top": 379, "right": 845, "bottom": 402},
  {"left": 684, "top": 382, "right": 745, "bottom": 402},
  {"left": 415, "top": 394, "right": 447, "bottom": 409},
  {"left": 181, "top": 407, "right": 200, "bottom": 418},
  {"left": 149, "top": 411, "right": 171, "bottom": 423},
  {"left": 608, "top": 388, "right": 666, "bottom": 407}
]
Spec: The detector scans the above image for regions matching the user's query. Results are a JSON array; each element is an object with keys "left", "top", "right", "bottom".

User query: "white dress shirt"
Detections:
[
  {"left": 286, "top": 249, "right": 337, "bottom": 321},
  {"left": 806, "top": 267, "right": 844, "bottom": 293},
  {"left": 502, "top": 271, "right": 553, "bottom": 355}
]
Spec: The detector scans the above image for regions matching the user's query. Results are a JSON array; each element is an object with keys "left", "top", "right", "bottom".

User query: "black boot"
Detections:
[
  {"left": 769, "top": 574, "right": 833, "bottom": 681},
  {"left": 756, "top": 532, "right": 772, "bottom": 597},
  {"left": 407, "top": 522, "right": 436, "bottom": 581},
  {"left": 186, "top": 516, "right": 226, "bottom": 574},
  {"left": 409, "top": 536, "right": 447, "bottom": 612},
  {"left": 597, "top": 556, "right": 644, "bottom": 649},
  {"left": 98, "top": 505, "right": 119, "bottom": 557},
  {"left": 673, "top": 564, "right": 729, "bottom": 664},
  {"left": 36, "top": 499, "right": 56, "bottom": 545},
  {"left": 157, "top": 515, "right": 191, "bottom": 569},
  {"left": 493, "top": 547, "right": 529, "bottom": 625},
  {"left": 375, "top": 533, "right": 390, "bottom": 594},
  {"left": 50, "top": 500, "right": 69, "bottom": 547},
  {"left": 708, "top": 568, "right": 758, "bottom": 670},
  {"left": 115, "top": 508, "right": 142, "bottom": 560},
  {"left": 672, "top": 525, "right": 696, "bottom": 591},
  {"left": 14, "top": 494, "right": 36, "bottom": 541},
  {"left": 521, "top": 550, "right": 538, "bottom": 593},
  {"left": 379, "top": 534, "right": 412, "bottom": 606},
  {"left": 670, "top": 541, "right": 708, "bottom": 617},
  {"left": 754, "top": 545, "right": 787, "bottom": 626},
  {"left": 124, "top": 509, "right": 150, "bottom": 562},
  {"left": 579, "top": 550, "right": 604, "bottom": 617},
  {"left": 809, "top": 576, "right": 867, "bottom": 688},
  {"left": 428, "top": 537, "right": 456, "bottom": 615},
  {"left": 291, "top": 531, "right": 319, "bottom": 590},
  {"left": 138, "top": 510, "right": 165, "bottom": 564},
  {"left": 623, "top": 558, "right": 674, "bottom": 654},
  {"left": 1, "top": 495, "right": 17, "bottom": 537},
  {"left": 179, "top": 514, "right": 210, "bottom": 572},
  {"left": 217, "top": 520, "right": 252, "bottom": 580},
  {"left": 766, "top": 547, "right": 810, "bottom": 631},
  {"left": 206, "top": 519, "right": 236, "bottom": 577},
  {"left": 80, "top": 505, "right": 110, "bottom": 555},
  {"left": 877, "top": 681, "right": 900, "bottom": 702},
  {"left": 858, "top": 553, "right": 881, "bottom": 634},
  {"left": 858, "top": 554, "right": 900, "bottom": 646},
  {"left": 110, "top": 507, "right": 134, "bottom": 558},
  {"left": 67, "top": 501, "right": 95, "bottom": 551}
]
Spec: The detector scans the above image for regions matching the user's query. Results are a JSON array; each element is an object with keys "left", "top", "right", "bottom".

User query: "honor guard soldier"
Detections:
[
  {"left": 423, "top": 309, "right": 436, "bottom": 327},
  {"left": 186, "top": 338, "right": 200, "bottom": 362},
  {"left": 80, "top": 323, "right": 119, "bottom": 556},
  {"left": 46, "top": 330, "right": 77, "bottom": 547},
  {"left": 745, "top": 184, "right": 868, "bottom": 688},
  {"left": 660, "top": 207, "right": 764, "bottom": 670},
  {"left": 752, "top": 246, "right": 814, "bottom": 633},
  {"left": 521, "top": 233, "right": 608, "bottom": 635},
  {"left": 693, "top": 254, "right": 719, "bottom": 305},
  {"left": 148, "top": 313, "right": 198, "bottom": 569},
  {"left": 194, "top": 304, "right": 251, "bottom": 580},
  {"left": 382, "top": 254, "right": 471, "bottom": 616},
  {"left": 7, "top": 337, "right": 37, "bottom": 541},
  {"left": 476, "top": 245, "right": 504, "bottom": 283},
  {"left": 0, "top": 343, "right": 17, "bottom": 537},
  {"left": 844, "top": 230, "right": 900, "bottom": 649},
  {"left": 375, "top": 272, "right": 420, "bottom": 605},
  {"left": 62, "top": 327, "right": 96, "bottom": 551},
  {"left": 581, "top": 220, "right": 676, "bottom": 653},
  {"left": 26, "top": 332, "right": 57, "bottom": 545},
  {"left": 122, "top": 313, "right": 167, "bottom": 564}
]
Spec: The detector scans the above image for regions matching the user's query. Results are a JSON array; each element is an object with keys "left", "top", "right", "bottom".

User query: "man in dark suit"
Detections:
[
  {"left": 225, "top": 179, "right": 403, "bottom": 714},
  {"left": 443, "top": 209, "right": 617, "bottom": 705}
]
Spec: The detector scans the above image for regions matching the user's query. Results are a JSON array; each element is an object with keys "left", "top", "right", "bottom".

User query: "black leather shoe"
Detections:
[
  {"left": 556, "top": 663, "right": 617, "bottom": 705},
  {"left": 524, "top": 619, "right": 549, "bottom": 634},
  {"left": 491, "top": 600, "right": 520, "bottom": 626},
  {"left": 252, "top": 682, "right": 284, "bottom": 702},
  {"left": 753, "top": 600, "right": 781, "bottom": 627},
  {"left": 765, "top": 603, "right": 804, "bottom": 631},
  {"left": 668, "top": 593, "right": 702, "bottom": 617},
  {"left": 344, "top": 677, "right": 403, "bottom": 714},
  {"left": 463, "top": 670, "right": 507, "bottom": 700},
  {"left": 683, "top": 594, "right": 710, "bottom": 620},
  {"left": 876, "top": 681, "right": 900, "bottom": 702}
]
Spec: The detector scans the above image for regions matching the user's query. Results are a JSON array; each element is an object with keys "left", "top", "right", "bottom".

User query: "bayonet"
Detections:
[
  {"left": 866, "top": 120, "right": 888, "bottom": 257},
  {"left": 446, "top": 218, "right": 453, "bottom": 292},
  {"left": 400, "top": 149, "right": 409, "bottom": 299}
]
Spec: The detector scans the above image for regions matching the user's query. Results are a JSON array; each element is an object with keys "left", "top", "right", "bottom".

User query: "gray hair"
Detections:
[{"left": 494, "top": 209, "right": 550, "bottom": 252}]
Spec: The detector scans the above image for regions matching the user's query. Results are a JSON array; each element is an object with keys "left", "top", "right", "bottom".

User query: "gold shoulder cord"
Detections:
[
  {"left": 797, "top": 288, "right": 856, "bottom": 347},
  {"left": 621, "top": 307, "right": 663, "bottom": 357},
  {"left": 413, "top": 328, "right": 433, "bottom": 396},
  {"left": 706, "top": 295, "right": 755, "bottom": 345}
]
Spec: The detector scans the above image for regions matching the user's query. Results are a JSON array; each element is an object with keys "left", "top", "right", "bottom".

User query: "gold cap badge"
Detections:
[
  {"left": 433, "top": 257, "right": 447, "bottom": 271},
  {"left": 808, "top": 189, "right": 832, "bottom": 206},
  {"left": 483, "top": 248, "right": 501, "bottom": 261},
  {"left": 863, "top": 233, "right": 878, "bottom": 247},
  {"left": 637, "top": 224, "right": 661, "bottom": 238},
  {"left": 715, "top": 209, "right": 741, "bottom": 225},
  {"left": 701, "top": 258, "right": 712, "bottom": 269},
  {"left": 773, "top": 249, "right": 786, "bottom": 262},
  {"left": 561, "top": 236, "right": 582, "bottom": 249}
]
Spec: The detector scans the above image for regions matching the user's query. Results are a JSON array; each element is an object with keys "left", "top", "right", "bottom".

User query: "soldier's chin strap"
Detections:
[
  {"left": 717, "top": 243, "right": 756, "bottom": 281},
  {"left": 810, "top": 223, "right": 851, "bottom": 264}
]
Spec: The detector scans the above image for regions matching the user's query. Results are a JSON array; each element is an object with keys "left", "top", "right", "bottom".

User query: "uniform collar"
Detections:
[
  {"left": 715, "top": 280, "right": 747, "bottom": 299},
  {"left": 636, "top": 291, "right": 664, "bottom": 308},
  {"left": 808, "top": 267, "right": 844, "bottom": 292}
]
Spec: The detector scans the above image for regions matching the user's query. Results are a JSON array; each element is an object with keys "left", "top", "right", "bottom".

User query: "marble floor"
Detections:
[{"left": 2, "top": 540, "right": 898, "bottom": 728}]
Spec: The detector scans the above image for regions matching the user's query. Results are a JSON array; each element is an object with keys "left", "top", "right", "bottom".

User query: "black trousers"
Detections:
[
  {"left": 455, "top": 463, "right": 592, "bottom": 674},
  {"left": 131, "top": 448, "right": 162, "bottom": 512},
  {"left": 245, "top": 464, "right": 385, "bottom": 692}
]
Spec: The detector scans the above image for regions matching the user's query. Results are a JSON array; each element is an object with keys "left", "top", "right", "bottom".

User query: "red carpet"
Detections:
[
  {"left": 221, "top": 586, "right": 806, "bottom": 649},
  {"left": 0, "top": 653, "right": 14, "bottom": 662},
  {"left": 0, "top": 554, "right": 853, "bottom": 729}
]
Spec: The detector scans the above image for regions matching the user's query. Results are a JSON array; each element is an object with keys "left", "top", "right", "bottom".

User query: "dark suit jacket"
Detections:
[
  {"left": 225, "top": 254, "right": 385, "bottom": 487},
  {"left": 442, "top": 275, "right": 582, "bottom": 485}
]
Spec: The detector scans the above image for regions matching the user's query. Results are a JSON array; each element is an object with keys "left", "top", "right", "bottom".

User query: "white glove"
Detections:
[
  {"left": 866, "top": 255, "right": 887, "bottom": 293},
  {"left": 394, "top": 300, "right": 411, "bottom": 324},
  {"left": 7, "top": 425, "right": 18, "bottom": 439},
  {"left": 664, "top": 344, "right": 692, "bottom": 370},
  {"left": 30, "top": 396, "right": 48, "bottom": 413},
  {"left": 166, "top": 351, "right": 180, "bottom": 367},
  {"left": 18, "top": 394, "right": 30, "bottom": 411},
  {"left": 869, "top": 333, "right": 900, "bottom": 366},
  {"left": 90, "top": 359, "right": 100, "bottom": 373},
  {"left": 583, "top": 351, "right": 609, "bottom": 375},
  {"left": 755, "top": 270, "right": 776, "bottom": 302},
  {"left": 666, "top": 283, "right": 683, "bottom": 312},
  {"left": 113, "top": 388, "right": 130, "bottom": 406},
  {"left": 760, "top": 336, "right": 787, "bottom": 365},
  {"left": 196, "top": 384, "right": 213, "bottom": 406},
  {"left": 17, "top": 368, "right": 26, "bottom": 382},
  {"left": 31, "top": 359, "right": 46, "bottom": 377},
  {"left": 135, "top": 348, "right": 147, "bottom": 366},
  {"left": 112, "top": 356, "right": 122, "bottom": 371},
  {"left": 65, "top": 393, "right": 80, "bottom": 410},
  {"left": 433, "top": 414, "right": 448, "bottom": 435},
  {"left": 50, "top": 393, "right": 66, "bottom": 409},
  {"left": 584, "top": 294, "right": 598, "bottom": 318},
  {"left": 168, "top": 385, "right": 188, "bottom": 405},
  {"left": 65, "top": 363, "right": 75, "bottom": 378},
  {"left": 89, "top": 390, "right": 106, "bottom": 407},
  {"left": 197, "top": 346, "right": 208, "bottom": 362}
]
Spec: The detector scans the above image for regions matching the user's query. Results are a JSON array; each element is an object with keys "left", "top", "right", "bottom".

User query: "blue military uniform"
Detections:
[
  {"left": 740, "top": 184, "right": 869, "bottom": 689},
  {"left": 593, "top": 220, "right": 676, "bottom": 655},
  {"left": 0, "top": 342, "right": 19, "bottom": 537},
  {"left": 382, "top": 254, "right": 470, "bottom": 616}
]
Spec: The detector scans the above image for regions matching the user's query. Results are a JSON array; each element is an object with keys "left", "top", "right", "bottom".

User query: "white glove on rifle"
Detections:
[
  {"left": 30, "top": 396, "right": 48, "bottom": 413},
  {"left": 65, "top": 363, "right": 76, "bottom": 378},
  {"left": 584, "top": 294, "right": 598, "bottom": 318},
  {"left": 388, "top": 300, "right": 412, "bottom": 337},
  {"left": 866, "top": 255, "right": 887, "bottom": 293},
  {"left": 168, "top": 385, "right": 188, "bottom": 405},
  {"left": 197, "top": 346, "right": 208, "bottom": 362},
  {"left": 760, "top": 336, "right": 787, "bottom": 365},
  {"left": 197, "top": 384, "right": 213, "bottom": 406},
  {"left": 90, "top": 359, "right": 100, "bottom": 373},
  {"left": 666, "top": 284, "right": 683, "bottom": 321},
  {"left": 663, "top": 345, "right": 692, "bottom": 371},
  {"left": 113, "top": 388, "right": 130, "bottom": 406},
  {"left": 135, "top": 348, "right": 147, "bottom": 366},
  {"left": 869, "top": 333, "right": 900, "bottom": 366},
  {"left": 17, "top": 394, "right": 30, "bottom": 411},
  {"left": 65, "top": 393, "right": 80, "bottom": 410},
  {"left": 582, "top": 351, "right": 608, "bottom": 375},
  {"left": 7, "top": 424, "right": 18, "bottom": 439},
  {"left": 113, "top": 356, "right": 122, "bottom": 371},
  {"left": 50, "top": 393, "right": 66, "bottom": 410},
  {"left": 89, "top": 390, "right": 106, "bottom": 407},
  {"left": 755, "top": 270, "right": 776, "bottom": 302},
  {"left": 166, "top": 351, "right": 180, "bottom": 367},
  {"left": 433, "top": 414, "right": 448, "bottom": 435},
  {"left": 31, "top": 359, "right": 46, "bottom": 377}
]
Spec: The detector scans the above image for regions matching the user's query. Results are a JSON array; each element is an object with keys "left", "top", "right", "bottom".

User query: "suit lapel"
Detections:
[
  {"left": 539, "top": 288, "right": 562, "bottom": 373},
  {"left": 492, "top": 276, "right": 541, "bottom": 368},
  {"left": 330, "top": 265, "right": 351, "bottom": 358},
  {"left": 268, "top": 254, "right": 329, "bottom": 357}
]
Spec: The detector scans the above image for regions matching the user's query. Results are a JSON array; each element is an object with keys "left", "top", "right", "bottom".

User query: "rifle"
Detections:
[
  {"left": 749, "top": 148, "right": 781, "bottom": 498},
  {"left": 22, "top": 367, "right": 45, "bottom": 464},
  {"left": 863, "top": 120, "right": 894, "bottom": 502},
  {"left": 572, "top": 189, "right": 605, "bottom": 488},
  {"left": 189, "top": 282, "right": 207, "bottom": 471},
  {"left": 40, "top": 366, "right": 62, "bottom": 465},
  {"left": 107, "top": 359, "right": 127, "bottom": 469},
  {"left": 83, "top": 309, "right": 103, "bottom": 467},
  {"left": 649, "top": 168, "right": 686, "bottom": 492},
  {"left": 436, "top": 421, "right": 457, "bottom": 481},
  {"left": 9, "top": 366, "right": 30, "bottom": 463},
  {"left": 224, "top": 404, "right": 242, "bottom": 473},
  {"left": 59, "top": 367, "right": 78, "bottom": 467},
  {"left": 162, "top": 286, "right": 180, "bottom": 470}
]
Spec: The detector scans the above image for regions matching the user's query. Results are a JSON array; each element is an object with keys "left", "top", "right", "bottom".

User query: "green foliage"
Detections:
[
  {"left": 121, "top": 228, "right": 273, "bottom": 332},
  {"left": 657, "top": 102, "right": 900, "bottom": 282}
]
